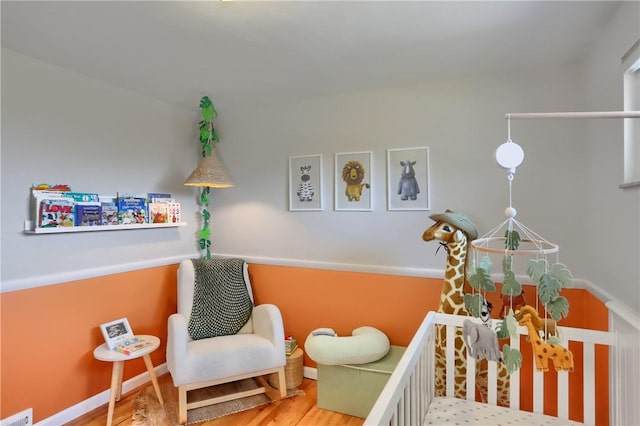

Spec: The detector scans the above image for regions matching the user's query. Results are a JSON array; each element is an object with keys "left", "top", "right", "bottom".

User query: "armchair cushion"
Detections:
[{"left": 188, "top": 258, "right": 253, "bottom": 340}]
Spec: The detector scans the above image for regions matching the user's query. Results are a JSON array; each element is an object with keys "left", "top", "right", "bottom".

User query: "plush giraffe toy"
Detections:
[
  {"left": 515, "top": 306, "right": 573, "bottom": 372},
  {"left": 423, "top": 210, "right": 510, "bottom": 407},
  {"left": 514, "top": 305, "right": 559, "bottom": 341}
]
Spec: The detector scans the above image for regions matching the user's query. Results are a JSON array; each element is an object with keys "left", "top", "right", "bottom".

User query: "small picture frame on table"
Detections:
[
  {"left": 289, "top": 154, "right": 323, "bottom": 211},
  {"left": 335, "top": 151, "right": 373, "bottom": 211},
  {"left": 387, "top": 147, "right": 431, "bottom": 211},
  {"left": 100, "top": 317, "right": 133, "bottom": 350}
]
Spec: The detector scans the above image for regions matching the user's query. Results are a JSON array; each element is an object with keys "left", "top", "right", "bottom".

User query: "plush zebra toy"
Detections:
[{"left": 480, "top": 299, "right": 493, "bottom": 328}]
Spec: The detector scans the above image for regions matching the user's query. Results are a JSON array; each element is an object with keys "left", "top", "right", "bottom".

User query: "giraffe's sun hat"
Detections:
[{"left": 429, "top": 209, "right": 479, "bottom": 240}]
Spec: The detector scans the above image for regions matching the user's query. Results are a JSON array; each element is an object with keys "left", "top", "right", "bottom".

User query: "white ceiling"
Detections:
[{"left": 1, "top": 1, "right": 622, "bottom": 110}]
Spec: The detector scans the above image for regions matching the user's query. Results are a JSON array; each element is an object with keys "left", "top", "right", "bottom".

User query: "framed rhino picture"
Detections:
[
  {"left": 335, "top": 151, "right": 373, "bottom": 211},
  {"left": 387, "top": 147, "right": 430, "bottom": 211},
  {"left": 289, "top": 154, "right": 323, "bottom": 211}
]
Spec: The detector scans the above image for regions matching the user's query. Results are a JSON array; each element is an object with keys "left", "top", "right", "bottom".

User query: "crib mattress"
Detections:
[{"left": 425, "top": 397, "right": 582, "bottom": 425}]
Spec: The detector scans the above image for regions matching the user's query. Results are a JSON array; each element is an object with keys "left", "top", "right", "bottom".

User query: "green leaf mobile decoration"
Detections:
[
  {"left": 496, "top": 318, "right": 510, "bottom": 340},
  {"left": 469, "top": 267, "right": 496, "bottom": 292},
  {"left": 547, "top": 296, "right": 570, "bottom": 322},
  {"left": 502, "top": 344, "right": 523, "bottom": 375},
  {"left": 501, "top": 231, "right": 522, "bottom": 296},
  {"left": 479, "top": 255, "right": 492, "bottom": 272},
  {"left": 547, "top": 335, "right": 562, "bottom": 345},
  {"left": 526, "top": 258, "right": 547, "bottom": 283},
  {"left": 195, "top": 96, "right": 220, "bottom": 259},
  {"left": 551, "top": 263, "right": 574, "bottom": 288},
  {"left": 496, "top": 310, "right": 518, "bottom": 340},
  {"left": 504, "top": 229, "right": 521, "bottom": 250},
  {"left": 527, "top": 258, "right": 573, "bottom": 321},
  {"left": 501, "top": 257, "right": 522, "bottom": 296},
  {"left": 464, "top": 293, "right": 484, "bottom": 318}
]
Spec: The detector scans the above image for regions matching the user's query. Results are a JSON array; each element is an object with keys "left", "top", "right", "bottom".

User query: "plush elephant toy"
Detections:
[{"left": 462, "top": 319, "right": 502, "bottom": 362}]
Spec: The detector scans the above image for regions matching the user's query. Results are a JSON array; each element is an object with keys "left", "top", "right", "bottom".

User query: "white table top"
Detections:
[{"left": 93, "top": 335, "right": 160, "bottom": 362}]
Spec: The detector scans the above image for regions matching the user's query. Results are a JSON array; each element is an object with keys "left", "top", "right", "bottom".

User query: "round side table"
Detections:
[
  {"left": 93, "top": 335, "right": 164, "bottom": 426},
  {"left": 268, "top": 347, "right": 304, "bottom": 390}
]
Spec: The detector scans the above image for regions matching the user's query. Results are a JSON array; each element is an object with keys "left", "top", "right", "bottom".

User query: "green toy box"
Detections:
[{"left": 316, "top": 345, "right": 406, "bottom": 418}]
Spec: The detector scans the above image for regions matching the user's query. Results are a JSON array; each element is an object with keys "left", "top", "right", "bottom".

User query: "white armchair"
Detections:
[{"left": 167, "top": 259, "right": 286, "bottom": 424}]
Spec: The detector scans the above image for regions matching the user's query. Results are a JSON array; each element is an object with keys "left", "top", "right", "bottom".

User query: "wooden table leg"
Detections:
[
  {"left": 143, "top": 354, "right": 164, "bottom": 405},
  {"left": 107, "top": 361, "right": 124, "bottom": 426}
]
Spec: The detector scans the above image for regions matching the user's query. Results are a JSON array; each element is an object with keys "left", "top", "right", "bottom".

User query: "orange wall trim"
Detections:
[{"left": 0, "top": 262, "right": 610, "bottom": 424}]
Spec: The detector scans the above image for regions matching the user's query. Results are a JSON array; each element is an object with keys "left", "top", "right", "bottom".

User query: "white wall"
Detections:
[
  {"left": 582, "top": 1, "right": 640, "bottom": 314},
  {"left": 210, "top": 66, "right": 592, "bottom": 279},
  {"left": 1, "top": 48, "right": 201, "bottom": 288}
]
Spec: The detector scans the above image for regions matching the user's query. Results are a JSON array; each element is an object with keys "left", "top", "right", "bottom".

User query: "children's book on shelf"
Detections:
[
  {"left": 149, "top": 202, "right": 169, "bottom": 223},
  {"left": 31, "top": 186, "right": 72, "bottom": 228},
  {"left": 147, "top": 193, "right": 172, "bottom": 203},
  {"left": 62, "top": 192, "right": 100, "bottom": 203},
  {"left": 39, "top": 198, "right": 75, "bottom": 227},
  {"left": 117, "top": 194, "right": 148, "bottom": 225},
  {"left": 101, "top": 202, "right": 118, "bottom": 225},
  {"left": 75, "top": 204, "right": 102, "bottom": 226},
  {"left": 166, "top": 202, "right": 181, "bottom": 223}
]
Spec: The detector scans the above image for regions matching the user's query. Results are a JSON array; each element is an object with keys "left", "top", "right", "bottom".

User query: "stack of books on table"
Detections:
[{"left": 285, "top": 336, "right": 298, "bottom": 356}]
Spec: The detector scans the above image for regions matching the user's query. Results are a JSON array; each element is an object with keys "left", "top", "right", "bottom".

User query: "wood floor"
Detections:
[{"left": 65, "top": 373, "right": 364, "bottom": 426}]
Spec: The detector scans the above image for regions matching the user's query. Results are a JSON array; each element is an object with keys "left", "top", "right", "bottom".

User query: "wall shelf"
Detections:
[{"left": 23, "top": 221, "right": 187, "bottom": 234}]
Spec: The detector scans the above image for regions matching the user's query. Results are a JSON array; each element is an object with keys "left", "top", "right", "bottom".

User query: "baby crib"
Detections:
[{"left": 365, "top": 311, "right": 617, "bottom": 426}]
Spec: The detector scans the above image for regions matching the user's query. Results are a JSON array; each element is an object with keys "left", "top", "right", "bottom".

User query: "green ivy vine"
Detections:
[{"left": 196, "top": 96, "right": 219, "bottom": 259}]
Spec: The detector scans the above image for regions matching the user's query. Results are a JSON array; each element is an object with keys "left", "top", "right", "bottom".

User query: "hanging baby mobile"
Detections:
[{"left": 463, "top": 115, "right": 575, "bottom": 374}]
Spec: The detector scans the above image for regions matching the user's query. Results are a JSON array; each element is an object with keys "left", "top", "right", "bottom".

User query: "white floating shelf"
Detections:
[{"left": 24, "top": 221, "right": 187, "bottom": 234}]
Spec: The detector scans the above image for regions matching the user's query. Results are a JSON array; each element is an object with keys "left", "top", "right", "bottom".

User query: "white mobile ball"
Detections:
[
  {"left": 505, "top": 207, "right": 517, "bottom": 218},
  {"left": 496, "top": 141, "right": 525, "bottom": 171}
]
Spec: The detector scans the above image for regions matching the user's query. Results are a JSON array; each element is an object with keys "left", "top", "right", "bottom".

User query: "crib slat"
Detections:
[
  {"left": 557, "top": 371, "right": 569, "bottom": 419},
  {"left": 446, "top": 324, "right": 456, "bottom": 397},
  {"left": 533, "top": 370, "right": 544, "bottom": 414},
  {"left": 583, "top": 342, "right": 596, "bottom": 426},
  {"left": 466, "top": 353, "right": 476, "bottom": 400},
  {"left": 488, "top": 361, "right": 497, "bottom": 404},
  {"left": 509, "top": 333, "right": 521, "bottom": 410},
  {"left": 405, "top": 374, "right": 416, "bottom": 424},
  {"left": 399, "top": 386, "right": 406, "bottom": 425}
]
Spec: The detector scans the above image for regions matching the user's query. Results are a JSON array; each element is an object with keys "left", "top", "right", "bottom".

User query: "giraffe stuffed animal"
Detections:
[
  {"left": 423, "top": 210, "right": 510, "bottom": 407},
  {"left": 516, "top": 309, "right": 574, "bottom": 372},
  {"left": 514, "top": 305, "right": 559, "bottom": 341}
]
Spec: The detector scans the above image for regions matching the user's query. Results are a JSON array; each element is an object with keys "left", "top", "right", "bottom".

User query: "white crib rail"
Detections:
[
  {"left": 365, "top": 312, "right": 617, "bottom": 426},
  {"left": 364, "top": 312, "right": 437, "bottom": 426}
]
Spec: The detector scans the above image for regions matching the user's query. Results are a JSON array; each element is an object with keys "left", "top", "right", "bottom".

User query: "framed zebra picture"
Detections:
[
  {"left": 289, "top": 154, "right": 323, "bottom": 211},
  {"left": 387, "top": 147, "right": 430, "bottom": 211}
]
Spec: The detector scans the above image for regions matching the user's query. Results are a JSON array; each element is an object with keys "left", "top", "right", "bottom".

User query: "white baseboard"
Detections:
[
  {"left": 303, "top": 366, "right": 317, "bottom": 381},
  {"left": 36, "top": 363, "right": 168, "bottom": 425}
]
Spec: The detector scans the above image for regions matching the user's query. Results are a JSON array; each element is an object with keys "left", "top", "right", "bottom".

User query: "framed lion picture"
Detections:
[{"left": 335, "top": 151, "right": 373, "bottom": 211}]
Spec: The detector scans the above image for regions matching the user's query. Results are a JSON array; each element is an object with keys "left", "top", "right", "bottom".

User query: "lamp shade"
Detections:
[{"left": 184, "top": 150, "right": 234, "bottom": 188}]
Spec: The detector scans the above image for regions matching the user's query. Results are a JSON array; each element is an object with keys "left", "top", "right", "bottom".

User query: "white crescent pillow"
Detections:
[{"left": 304, "top": 326, "right": 390, "bottom": 365}]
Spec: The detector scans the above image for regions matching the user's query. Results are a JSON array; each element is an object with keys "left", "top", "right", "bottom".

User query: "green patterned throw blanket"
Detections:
[{"left": 188, "top": 258, "right": 253, "bottom": 340}]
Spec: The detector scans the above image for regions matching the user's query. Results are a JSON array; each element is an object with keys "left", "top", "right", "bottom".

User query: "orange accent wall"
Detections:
[
  {"left": 247, "top": 264, "right": 443, "bottom": 366},
  {"left": 0, "top": 262, "right": 610, "bottom": 424},
  {"left": 0, "top": 265, "right": 178, "bottom": 422}
]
